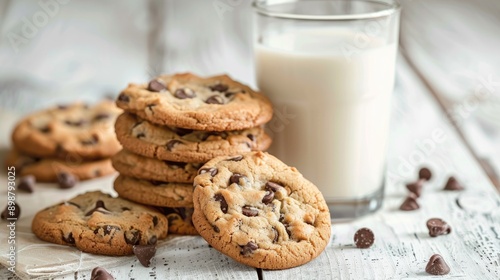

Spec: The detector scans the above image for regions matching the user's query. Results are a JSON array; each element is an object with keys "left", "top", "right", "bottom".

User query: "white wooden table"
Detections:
[{"left": 1, "top": 1, "right": 500, "bottom": 279}]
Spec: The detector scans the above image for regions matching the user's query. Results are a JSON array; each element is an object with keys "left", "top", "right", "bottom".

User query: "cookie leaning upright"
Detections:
[
  {"left": 12, "top": 100, "right": 122, "bottom": 159},
  {"left": 116, "top": 73, "right": 273, "bottom": 131},
  {"left": 192, "top": 151, "right": 331, "bottom": 270}
]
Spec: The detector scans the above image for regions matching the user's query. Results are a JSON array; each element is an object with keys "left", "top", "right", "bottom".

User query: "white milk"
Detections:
[{"left": 255, "top": 29, "right": 396, "bottom": 199}]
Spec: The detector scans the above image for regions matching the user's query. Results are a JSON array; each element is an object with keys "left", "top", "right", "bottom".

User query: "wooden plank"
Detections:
[
  {"left": 399, "top": 0, "right": 500, "bottom": 191},
  {"left": 261, "top": 55, "right": 500, "bottom": 279}
]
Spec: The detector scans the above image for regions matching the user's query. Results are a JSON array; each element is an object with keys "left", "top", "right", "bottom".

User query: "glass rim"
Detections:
[{"left": 253, "top": 0, "right": 401, "bottom": 21}]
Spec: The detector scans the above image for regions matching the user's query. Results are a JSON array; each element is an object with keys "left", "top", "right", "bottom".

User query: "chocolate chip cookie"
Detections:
[
  {"left": 113, "top": 175, "right": 194, "bottom": 208},
  {"left": 12, "top": 101, "right": 122, "bottom": 159},
  {"left": 115, "top": 113, "right": 272, "bottom": 163},
  {"left": 116, "top": 73, "right": 273, "bottom": 131},
  {"left": 111, "top": 149, "right": 202, "bottom": 183},
  {"left": 192, "top": 151, "right": 331, "bottom": 269},
  {"left": 32, "top": 191, "right": 167, "bottom": 256},
  {"left": 5, "top": 149, "right": 115, "bottom": 182},
  {"left": 159, "top": 207, "right": 198, "bottom": 235}
]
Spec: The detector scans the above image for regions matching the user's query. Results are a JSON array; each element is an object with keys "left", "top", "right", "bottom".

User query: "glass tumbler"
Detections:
[{"left": 253, "top": 0, "right": 400, "bottom": 219}]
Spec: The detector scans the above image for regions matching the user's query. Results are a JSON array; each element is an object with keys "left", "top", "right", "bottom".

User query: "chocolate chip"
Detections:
[
  {"left": 174, "top": 88, "right": 196, "bottom": 99},
  {"left": 57, "top": 104, "right": 69, "bottom": 109},
  {"left": 212, "top": 225, "right": 220, "bottom": 233},
  {"left": 265, "top": 181, "right": 283, "bottom": 192},
  {"left": 210, "top": 84, "right": 228, "bottom": 92},
  {"left": 198, "top": 167, "right": 218, "bottom": 176},
  {"left": 425, "top": 254, "right": 450, "bottom": 275},
  {"left": 85, "top": 200, "right": 111, "bottom": 216},
  {"left": 399, "top": 193, "right": 419, "bottom": 211},
  {"left": 118, "top": 93, "right": 129, "bottom": 103},
  {"left": 242, "top": 205, "right": 259, "bottom": 217},
  {"left": 224, "top": 92, "right": 236, "bottom": 98},
  {"left": 40, "top": 126, "right": 51, "bottom": 133},
  {"left": 164, "top": 161, "right": 187, "bottom": 169},
  {"left": 57, "top": 172, "right": 78, "bottom": 189},
  {"left": 121, "top": 207, "right": 130, "bottom": 211},
  {"left": 63, "top": 201, "right": 81, "bottom": 208},
  {"left": 247, "top": 134, "right": 256, "bottom": 142},
  {"left": 214, "top": 193, "right": 228, "bottom": 213},
  {"left": 148, "top": 235, "right": 157, "bottom": 245},
  {"left": 152, "top": 216, "right": 158, "bottom": 226},
  {"left": 149, "top": 180, "right": 164, "bottom": 186},
  {"left": 444, "top": 176, "right": 464, "bottom": 191},
  {"left": 91, "top": 267, "right": 115, "bottom": 280},
  {"left": 170, "top": 127, "right": 193, "bottom": 136},
  {"left": 406, "top": 180, "right": 423, "bottom": 197},
  {"left": 426, "top": 218, "right": 451, "bottom": 237},
  {"left": 229, "top": 173, "right": 246, "bottom": 185},
  {"left": 95, "top": 225, "right": 120, "bottom": 236},
  {"left": 166, "top": 139, "right": 183, "bottom": 151},
  {"left": 262, "top": 190, "right": 275, "bottom": 204},
  {"left": 205, "top": 95, "right": 224, "bottom": 104},
  {"left": 354, "top": 227, "right": 375, "bottom": 248},
  {"left": 147, "top": 79, "right": 166, "bottom": 92},
  {"left": 240, "top": 241, "right": 258, "bottom": 256},
  {"left": 125, "top": 230, "right": 141, "bottom": 245},
  {"left": 272, "top": 227, "right": 279, "bottom": 243},
  {"left": 81, "top": 134, "right": 99, "bottom": 146},
  {"left": 419, "top": 167, "right": 432, "bottom": 181},
  {"left": 93, "top": 113, "right": 110, "bottom": 121},
  {"left": 64, "top": 119, "right": 86, "bottom": 126},
  {"left": 227, "top": 155, "right": 243, "bottom": 161},
  {"left": 133, "top": 244, "right": 156, "bottom": 267},
  {"left": 62, "top": 232, "right": 75, "bottom": 244},
  {"left": 136, "top": 132, "right": 146, "bottom": 138},
  {"left": 18, "top": 175, "right": 35, "bottom": 193}
]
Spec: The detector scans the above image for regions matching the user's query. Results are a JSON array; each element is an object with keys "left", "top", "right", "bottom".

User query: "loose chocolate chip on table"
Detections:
[
  {"left": 418, "top": 167, "right": 432, "bottom": 181},
  {"left": 166, "top": 139, "right": 183, "bottom": 151},
  {"left": 354, "top": 227, "right": 375, "bottom": 248},
  {"left": 214, "top": 193, "right": 228, "bottom": 213},
  {"left": 133, "top": 244, "right": 156, "bottom": 267},
  {"left": 85, "top": 200, "right": 111, "bottom": 216},
  {"left": 147, "top": 79, "right": 166, "bottom": 92},
  {"left": 205, "top": 95, "right": 224, "bottom": 104},
  {"left": 174, "top": 88, "right": 196, "bottom": 99},
  {"left": 91, "top": 266, "right": 115, "bottom": 280},
  {"left": 240, "top": 241, "right": 258, "bottom": 256},
  {"left": 262, "top": 190, "right": 275, "bottom": 204},
  {"left": 229, "top": 173, "right": 246, "bottom": 185},
  {"left": 399, "top": 193, "right": 420, "bottom": 211},
  {"left": 117, "top": 93, "right": 130, "bottom": 102},
  {"left": 210, "top": 84, "right": 229, "bottom": 92},
  {"left": 18, "top": 175, "right": 35, "bottom": 193},
  {"left": 1, "top": 202, "right": 21, "bottom": 220},
  {"left": 242, "top": 205, "right": 259, "bottom": 217},
  {"left": 426, "top": 218, "right": 451, "bottom": 237},
  {"left": 425, "top": 254, "right": 450, "bottom": 275},
  {"left": 405, "top": 180, "right": 423, "bottom": 197},
  {"left": 198, "top": 167, "right": 218, "bottom": 176},
  {"left": 444, "top": 176, "right": 464, "bottom": 191},
  {"left": 57, "top": 172, "right": 78, "bottom": 189}
]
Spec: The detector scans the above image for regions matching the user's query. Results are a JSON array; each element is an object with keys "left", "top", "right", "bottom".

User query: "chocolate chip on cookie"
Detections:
[{"left": 192, "top": 151, "right": 331, "bottom": 269}]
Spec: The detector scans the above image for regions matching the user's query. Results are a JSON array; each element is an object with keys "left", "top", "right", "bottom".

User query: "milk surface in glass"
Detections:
[{"left": 256, "top": 28, "right": 396, "bottom": 200}]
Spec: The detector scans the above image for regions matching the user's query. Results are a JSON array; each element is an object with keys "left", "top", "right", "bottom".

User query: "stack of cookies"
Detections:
[
  {"left": 7, "top": 101, "right": 122, "bottom": 184},
  {"left": 111, "top": 73, "right": 274, "bottom": 235}
]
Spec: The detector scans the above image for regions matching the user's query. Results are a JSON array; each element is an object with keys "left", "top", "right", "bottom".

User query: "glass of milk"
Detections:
[{"left": 253, "top": 0, "right": 400, "bottom": 219}]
